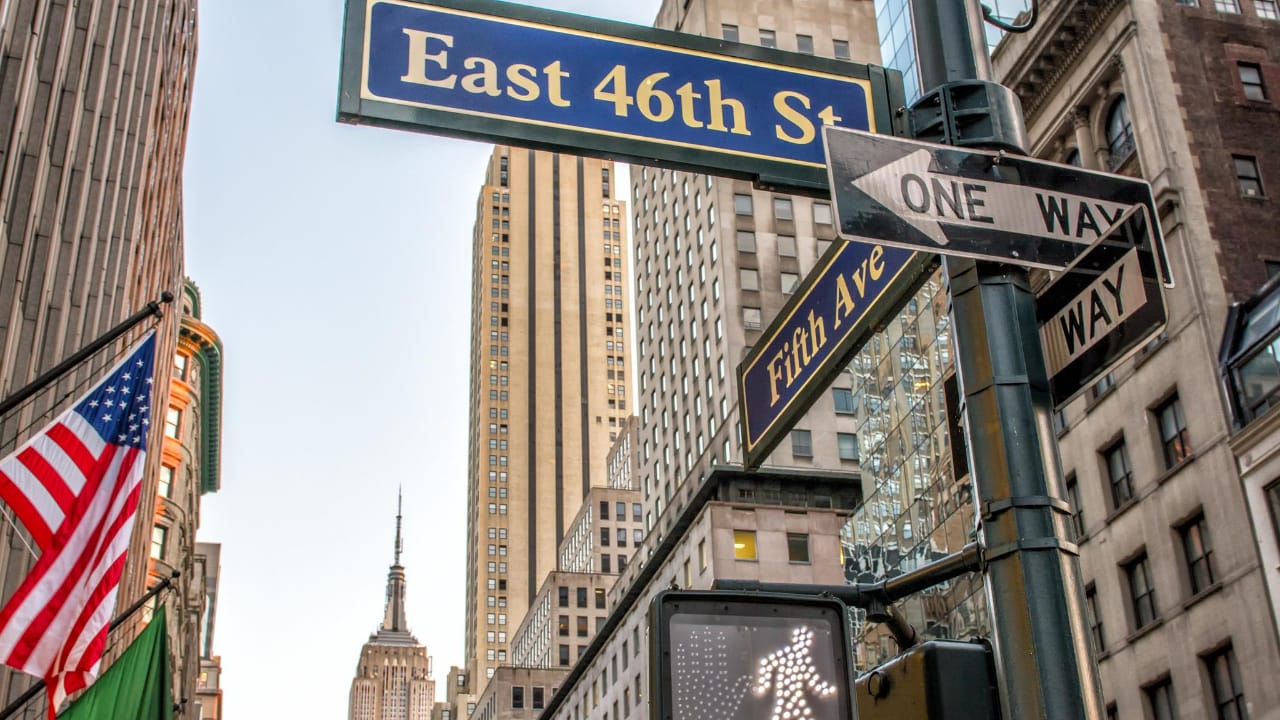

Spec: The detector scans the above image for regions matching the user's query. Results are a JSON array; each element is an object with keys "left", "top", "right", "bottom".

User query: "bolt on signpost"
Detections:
[{"left": 907, "top": 0, "right": 1105, "bottom": 716}]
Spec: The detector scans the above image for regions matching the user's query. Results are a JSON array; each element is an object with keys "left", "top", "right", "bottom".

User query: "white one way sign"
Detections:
[{"left": 824, "top": 126, "right": 1173, "bottom": 282}]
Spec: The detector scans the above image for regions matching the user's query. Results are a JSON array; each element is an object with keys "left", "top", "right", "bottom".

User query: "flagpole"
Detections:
[
  {"left": 0, "top": 571, "right": 180, "bottom": 720},
  {"left": 0, "top": 292, "right": 174, "bottom": 421}
]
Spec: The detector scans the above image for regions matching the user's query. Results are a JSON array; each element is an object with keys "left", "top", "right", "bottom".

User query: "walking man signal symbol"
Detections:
[{"left": 753, "top": 627, "right": 837, "bottom": 720}]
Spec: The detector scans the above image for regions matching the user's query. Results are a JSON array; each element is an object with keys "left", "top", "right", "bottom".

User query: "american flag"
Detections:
[{"left": 0, "top": 331, "right": 157, "bottom": 713}]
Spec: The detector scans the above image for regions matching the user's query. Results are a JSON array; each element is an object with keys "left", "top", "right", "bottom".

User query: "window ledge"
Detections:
[
  {"left": 1156, "top": 453, "right": 1196, "bottom": 485},
  {"left": 1181, "top": 581, "right": 1223, "bottom": 611},
  {"left": 1095, "top": 649, "right": 1112, "bottom": 663},
  {"left": 1105, "top": 496, "right": 1141, "bottom": 524},
  {"left": 1125, "top": 617, "right": 1165, "bottom": 645}
]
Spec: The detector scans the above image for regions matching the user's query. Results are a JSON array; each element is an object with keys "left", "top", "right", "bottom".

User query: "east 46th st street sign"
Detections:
[
  {"left": 338, "top": 0, "right": 904, "bottom": 193},
  {"left": 825, "top": 126, "right": 1174, "bottom": 280}
]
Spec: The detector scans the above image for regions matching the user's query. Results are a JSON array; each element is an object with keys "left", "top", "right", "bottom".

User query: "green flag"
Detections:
[{"left": 59, "top": 606, "right": 173, "bottom": 720}]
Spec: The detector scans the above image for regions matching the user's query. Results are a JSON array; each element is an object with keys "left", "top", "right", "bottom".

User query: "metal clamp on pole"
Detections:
[{"left": 909, "top": 80, "right": 1028, "bottom": 153}]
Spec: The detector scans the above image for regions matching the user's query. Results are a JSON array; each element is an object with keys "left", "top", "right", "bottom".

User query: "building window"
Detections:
[
  {"left": 1065, "top": 148, "right": 1082, "bottom": 166},
  {"left": 1145, "top": 678, "right": 1176, "bottom": 720},
  {"left": 773, "top": 197, "right": 793, "bottom": 220},
  {"left": 740, "top": 268, "right": 760, "bottom": 291},
  {"left": 1065, "top": 474, "right": 1085, "bottom": 540},
  {"left": 743, "top": 307, "right": 762, "bottom": 330},
  {"left": 733, "top": 530, "right": 757, "bottom": 560},
  {"left": 1204, "top": 645, "right": 1247, "bottom": 720},
  {"left": 722, "top": 23, "right": 739, "bottom": 41},
  {"left": 698, "top": 539, "right": 707, "bottom": 570},
  {"left": 777, "top": 235, "right": 797, "bottom": 257},
  {"left": 734, "top": 193, "right": 753, "bottom": 215},
  {"left": 833, "top": 388, "right": 855, "bottom": 413},
  {"left": 1155, "top": 394, "right": 1191, "bottom": 468},
  {"left": 1179, "top": 513, "right": 1216, "bottom": 595},
  {"left": 600, "top": 527, "right": 610, "bottom": 547},
  {"left": 512, "top": 686, "right": 525, "bottom": 709},
  {"left": 158, "top": 466, "right": 174, "bottom": 499},
  {"left": 759, "top": 28, "right": 776, "bottom": 48},
  {"left": 577, "top": 587, "right": 587, "bottom": 607},
  {"left": 1106, "top": 96, "right": 1135, "bottom": 169},
  {"left": 1214, "top": 0, "right": 1240, "bottom": 12},
  {"left": 601, "top": 554, "right": 612, "bottom": 572},
  {"left": 1085, "top": 584, "right": 1104, "bottom": 655},
  {"left": 559, "top": 586, "right": 569, "bottom": 607},
  {"left": 164, "top": 408, "right": 181, "bottom": 439},
  {"left": 1235, "top": 155, "right": 1264, "bottom": 197},
  {"left": 1091, "top": 371, "right": 1115, "bottom": 399},
  {"left": 787, "top": 533, "right": 810, "bottom": 563},
  {"left": 150, "top": 526, "right": 167, "bottom": 560},
  {"left": 173, "top": 353, "right": 188, "bottom": 381},
  {"left": 1257, "top": 0, "right": 1279, "bottom": 19},
  {"left": 1125, "top": 551, "right": 1158, "bottom": 630},
  {"left": 736, "top": 230, "right": 757, "bottom": 253},
  {"left": 533, "top": 687, "right": 545, "bottom": 710},
  {"left": 781, "top": 272, "right": 800, "bottom": 294},
  {"left": 837, "top": 432, "right": 858, "bottom": 461},
  {"left": 796, "top": 34, "right": 814, "bottom": 54},
  {"left": 577, "top": 616, "right": 588, "bottom": 637},
  {"left": 1268, "top": 480, "right": 1280, "bottom": 550},
  {"left": 559, "top": 644, "right": 570, "bottom": 666},
  {"left": 1103, "top": 439, "right": 1134, "bottom": 508},
  {"left": 596, "top": 588, "right": 606, "bottom": 609},
  {"left": 559, "top": 615, "right": 569, "bottom": 636},
  {"left": 1239, "top": 62, "right": 1267, "bottom": 101},
  {"left": 832, "top": 39, "right": 850, "bottom": 60},
  {"left": 791, "top": 429, "right": 813, "bottom": 457}
]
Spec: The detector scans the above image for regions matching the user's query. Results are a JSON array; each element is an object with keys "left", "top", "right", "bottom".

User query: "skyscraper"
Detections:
[
  {"left": 464, "top": 146, "right": 631, "bottom": 685},
  {"left": 626, "top": 0, "right": 879, "bottom": 564},
  {"left": 350, "top": 497, "right": 436, "bottom": 720},
  {"left": 0, "top": 0, "right": 197, "bottom": 707}
]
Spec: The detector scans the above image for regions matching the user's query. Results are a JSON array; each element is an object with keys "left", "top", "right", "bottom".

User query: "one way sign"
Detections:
[
  {"left": 823, "top": 126, "right": 1172, "bottom": 282},
  {"left": 1036, "top": 205, "right": 1167, "bottom": 407}
]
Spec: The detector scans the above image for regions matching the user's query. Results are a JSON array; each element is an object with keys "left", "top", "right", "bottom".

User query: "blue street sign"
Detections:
[
  {"left": 338, "top": 0, "right": 903, "bottom": 192},
  {"left": 739, "top": 242, "right": 935, "bottom": 468}
]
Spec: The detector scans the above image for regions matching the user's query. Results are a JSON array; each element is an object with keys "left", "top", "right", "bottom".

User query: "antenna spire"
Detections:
[{"left": 394, "top": 486, "right": 403, "bottom": 566}]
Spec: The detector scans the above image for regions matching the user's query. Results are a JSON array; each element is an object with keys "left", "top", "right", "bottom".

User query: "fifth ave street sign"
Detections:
[
  {"left": 1036, "top": 205, "right": 1168, "bottom": 408},
  {"left": 824, "top": 126, "right": 1173, "bottom": 282}
]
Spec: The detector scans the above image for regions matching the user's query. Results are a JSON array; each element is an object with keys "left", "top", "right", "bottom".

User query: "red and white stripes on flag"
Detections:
[{"left": 0, "top": 332, "right": 157, "bottom": 714}]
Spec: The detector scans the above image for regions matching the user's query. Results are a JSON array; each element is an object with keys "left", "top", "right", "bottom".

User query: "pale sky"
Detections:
[{"left": 185, "top": 1, "right": 660, "bottom": 716}]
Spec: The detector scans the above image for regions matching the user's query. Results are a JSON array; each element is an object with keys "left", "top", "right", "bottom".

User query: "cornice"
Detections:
[{"left": 1000, "top": 0, "right": 1129, "bottom": 119}]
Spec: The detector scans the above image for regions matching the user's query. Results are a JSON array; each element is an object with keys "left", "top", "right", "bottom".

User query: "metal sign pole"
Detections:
[{"left": 908, "top": 0, "right": 1105, "bottom": 717}]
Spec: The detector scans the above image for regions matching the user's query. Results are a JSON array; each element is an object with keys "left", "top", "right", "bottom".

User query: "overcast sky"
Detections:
[{"left": 185, "top": 1, "right": 660, "bottom": 716}]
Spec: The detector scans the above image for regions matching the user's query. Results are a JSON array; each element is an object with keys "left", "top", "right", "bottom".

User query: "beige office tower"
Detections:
[
  {"left": 629, "top": 0, "right": 877, "bottom": 544},
  {"left": 350, "top": 503, "right": 436, "bottom": 720},
  {"left": 464, "top": 147, "right": 631, "bottom": 686}
]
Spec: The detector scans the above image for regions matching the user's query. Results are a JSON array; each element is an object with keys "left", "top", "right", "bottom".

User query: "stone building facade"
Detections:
[{"left": 987, "top": 0, "right": 1280, "bottom": 716}]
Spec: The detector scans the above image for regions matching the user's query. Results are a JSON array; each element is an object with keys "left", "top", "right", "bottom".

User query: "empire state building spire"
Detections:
[{"left": 381, "top": 488, "right": 409, "bottom": 634}]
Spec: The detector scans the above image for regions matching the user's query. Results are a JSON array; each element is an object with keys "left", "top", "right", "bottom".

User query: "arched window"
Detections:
[
  {"left": 1106, "top": 96, "right": 1134, "bottom": 164},
  {"left": 1065, "top": 148, "right": 1082, "bottom": 167}
]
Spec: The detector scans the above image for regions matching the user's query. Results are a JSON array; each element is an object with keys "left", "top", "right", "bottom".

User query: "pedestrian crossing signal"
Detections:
[{"left": 649, "top": 591, "right": 854, "bottom": 720}]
